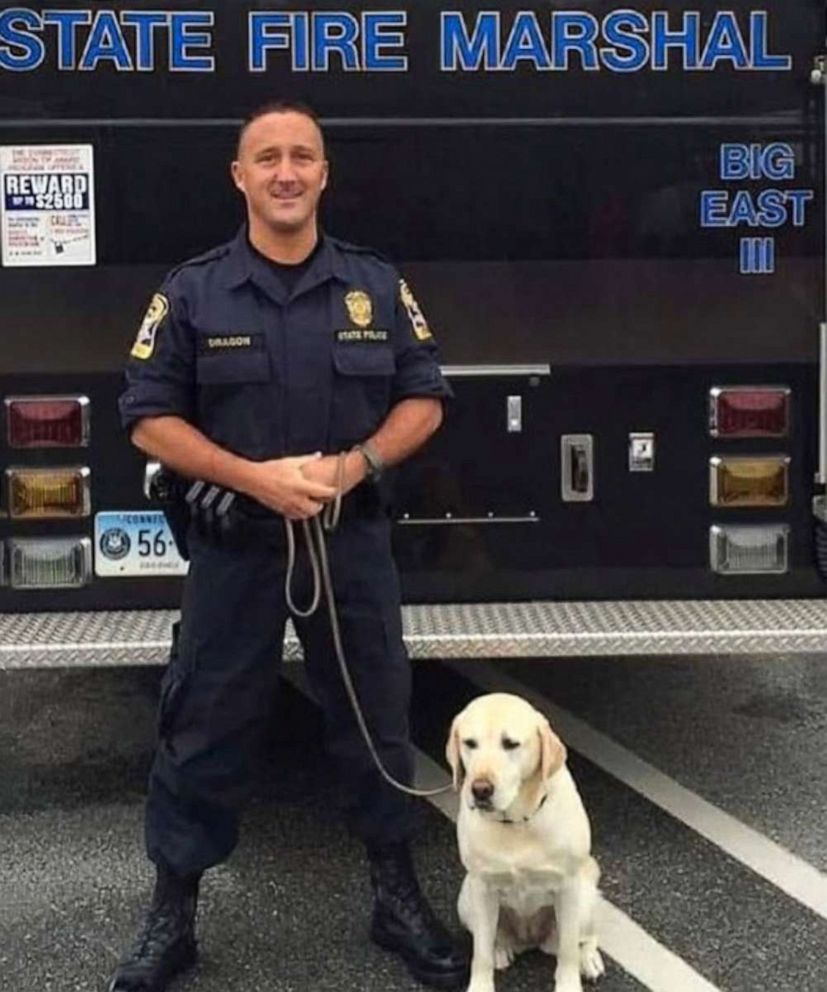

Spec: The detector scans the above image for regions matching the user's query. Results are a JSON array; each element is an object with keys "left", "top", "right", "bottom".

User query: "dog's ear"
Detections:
[
  {"left": 445, "top": 716, "right": 465, "bottom": 791},
  {"left": 538, "top": 718, "right": 567, "bottom": 780}
]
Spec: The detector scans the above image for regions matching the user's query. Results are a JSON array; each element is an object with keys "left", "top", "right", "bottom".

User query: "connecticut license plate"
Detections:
[{"left": 94, "top": 511, "right": 188, "bottom": 577}]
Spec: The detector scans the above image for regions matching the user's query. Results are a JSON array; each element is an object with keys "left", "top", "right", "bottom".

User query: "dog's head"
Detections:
[{"left": 444, "top": 693, "right": 567, "bottom": 813}]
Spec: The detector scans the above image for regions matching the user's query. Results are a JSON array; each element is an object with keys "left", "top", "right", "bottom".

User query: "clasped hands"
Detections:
[{"left": 244, "top": 450, "right": 366, "bottom": 521}]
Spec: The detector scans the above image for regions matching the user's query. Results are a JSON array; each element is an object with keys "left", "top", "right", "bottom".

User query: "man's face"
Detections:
[{"left": 231, "top": 111, "right": 328, "bottom": 235}]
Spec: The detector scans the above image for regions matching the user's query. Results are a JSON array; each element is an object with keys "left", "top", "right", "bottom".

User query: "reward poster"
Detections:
[{"left": 0, "top": 144, "right": 96, "bottom": 267}]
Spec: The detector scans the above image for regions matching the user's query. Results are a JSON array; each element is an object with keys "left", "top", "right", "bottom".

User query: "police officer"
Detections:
[{"left": 109, "top": 101, "right": 468, "bottom": 991}]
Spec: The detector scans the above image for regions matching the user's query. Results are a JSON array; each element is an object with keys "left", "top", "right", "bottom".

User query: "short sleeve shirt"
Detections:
[{"left": 119, "top": 229, "right": 453, "bottom": 460}]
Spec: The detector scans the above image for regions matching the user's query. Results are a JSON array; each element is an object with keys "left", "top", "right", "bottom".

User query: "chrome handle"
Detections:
[{"left": 561, "top": 434, "right": 594, "bottom": 502}]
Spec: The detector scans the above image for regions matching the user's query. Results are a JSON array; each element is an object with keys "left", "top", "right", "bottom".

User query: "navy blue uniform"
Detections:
[{"left": 119, "top": 229, "right": 451, "bottom": 876}]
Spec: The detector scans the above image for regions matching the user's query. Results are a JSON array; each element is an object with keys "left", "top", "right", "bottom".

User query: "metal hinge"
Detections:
[{"left": 811, "top": 54, "right": 826, "bottom": 86}]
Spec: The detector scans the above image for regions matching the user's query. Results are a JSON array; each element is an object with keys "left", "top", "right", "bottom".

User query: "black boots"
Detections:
[
  {"left": 368, "top": 843, "right": 470, "bottom": 990},
  {"left": 105, "top": 848, "right": 466, "bottom": 990},
  {"left": 107, "top": 865, "right": 200, "bottom": 992}
]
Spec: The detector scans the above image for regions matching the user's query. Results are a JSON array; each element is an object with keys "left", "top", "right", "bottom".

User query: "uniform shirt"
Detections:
[{"left": 119, "top": 229, "right": 452, "bottom": 461}]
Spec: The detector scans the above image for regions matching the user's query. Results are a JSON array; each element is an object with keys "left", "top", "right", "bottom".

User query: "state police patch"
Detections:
[
  {"left": 399, "top": 279, "right": 432, "bottom": 341},
  {"left": 131, "top": 293, "right": 169, "bottom": 360}
]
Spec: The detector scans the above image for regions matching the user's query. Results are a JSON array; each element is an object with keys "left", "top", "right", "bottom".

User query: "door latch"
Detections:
[{"left": 561, "top": 434, "right": 594, "bottom": 502}]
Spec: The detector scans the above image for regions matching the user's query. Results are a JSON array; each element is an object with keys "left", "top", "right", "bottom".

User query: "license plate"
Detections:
[{"left": 94, "top": 511, "right": 188, "bottom": 577}]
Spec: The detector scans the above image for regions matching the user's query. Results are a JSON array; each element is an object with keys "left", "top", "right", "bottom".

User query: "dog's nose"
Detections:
[{"left": 471, "top": 778, "right": 494, "bottom": 802}]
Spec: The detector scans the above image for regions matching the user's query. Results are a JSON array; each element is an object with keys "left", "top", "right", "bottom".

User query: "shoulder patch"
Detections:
[
  {"left": 131, "top": 293, "right": 169, "bottom": 360},
  {"left": 399, "top": 279, "right": 433, "bottom": 341}
]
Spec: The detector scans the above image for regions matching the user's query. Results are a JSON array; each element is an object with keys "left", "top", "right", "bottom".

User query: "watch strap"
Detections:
[{"left": 356, "top": 441, "right": 384, "bottom": 481}]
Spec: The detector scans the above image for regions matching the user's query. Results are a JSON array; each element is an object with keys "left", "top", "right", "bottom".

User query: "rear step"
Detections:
[{"left": 3, "top": 600, "right": 827, "bottom": 669}]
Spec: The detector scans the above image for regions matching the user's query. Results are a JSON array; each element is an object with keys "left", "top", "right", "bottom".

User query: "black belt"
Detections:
[{"left": 149, "top": 469, "right": 384, "bottom": 558}]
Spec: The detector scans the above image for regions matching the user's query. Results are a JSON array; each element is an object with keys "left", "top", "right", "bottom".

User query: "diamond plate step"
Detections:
[{"left": 3, "top": 600, "right": 827, "bottom": 669}]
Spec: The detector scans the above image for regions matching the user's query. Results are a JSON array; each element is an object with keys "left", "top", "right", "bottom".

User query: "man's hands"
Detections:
[
  {"left": 242, "top": 454, "right": 336, "bottom": 520},
  {"left": 240, "top": 451, "right": 368, "bottom": 521},
  {"left": 300, "top": 451, "right": 367, "bottom": 498},
  {"left": 129, "top": 416, "right": 372, "bottom": 522},
  {"left": 131, "top": 405, "right": 440, "bottom": 525}
]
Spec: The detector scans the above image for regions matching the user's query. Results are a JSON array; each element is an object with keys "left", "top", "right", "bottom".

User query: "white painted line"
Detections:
[
  {"left": 598, "top": 901, "right": 722, "bottom": 992},
  {"left": 413, "top": 748, "right": 722, "bottom": 992},
  {"left": 282, "top": 665, "right": 724, "bottom": 992},
  {"left": 451, "top": 660, "right": 827, "bottom": 923}
]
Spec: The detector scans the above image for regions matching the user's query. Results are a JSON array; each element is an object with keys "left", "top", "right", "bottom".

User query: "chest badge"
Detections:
[{"left": 345, "top": 290, "right": 373, "bottom": 328}]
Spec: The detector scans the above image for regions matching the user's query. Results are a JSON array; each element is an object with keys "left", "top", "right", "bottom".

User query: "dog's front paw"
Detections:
[
  {"left": 554, "top": 975, "right": 583, "bottom": 992},
  {"left": 554, "top": 973, "right": 583, "bottom": 992},
  {"left": 580, "top": 942, "right": 605, "bottom": 982},
  {"left": 466, "top": 980, "right": 496, "bottom": 992}
]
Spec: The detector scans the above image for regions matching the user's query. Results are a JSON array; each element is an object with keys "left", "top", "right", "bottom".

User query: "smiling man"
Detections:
[
  {"left": 109, "top": 101, "right": 467, "bottom": 992},
  {"left": 233, "top": 108, "right": 329, "bottom": 251}
]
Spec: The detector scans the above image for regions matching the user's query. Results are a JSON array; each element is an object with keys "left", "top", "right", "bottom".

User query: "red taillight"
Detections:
[
  {"left": 5, "top": 396, "right": 90, "bottom": 448},
  {"left": 709, "top": 387, "right": 790, "bottom": 438}
]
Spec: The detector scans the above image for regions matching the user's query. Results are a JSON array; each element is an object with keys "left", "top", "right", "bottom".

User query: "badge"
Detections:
[
  {"left": 345, "top": 290, "right": 373, "bottom": 328},
  {"left": 399, "top": 279, "right": 432, "bottom": 341},
  {"left": 131, "top": 293, "right": 169, "bottom": 360}
]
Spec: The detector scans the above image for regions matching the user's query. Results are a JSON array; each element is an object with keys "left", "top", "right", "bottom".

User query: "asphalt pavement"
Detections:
[{"left": 1, "top": 653, "right": 825, "bottom": 992}]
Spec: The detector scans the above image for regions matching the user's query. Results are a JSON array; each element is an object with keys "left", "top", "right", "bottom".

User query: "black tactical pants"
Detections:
[{"left": 144, "top": 515, "right": 415, "bottom": 876}]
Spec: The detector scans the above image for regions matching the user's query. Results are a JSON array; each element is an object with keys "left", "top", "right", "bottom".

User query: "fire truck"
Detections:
[{"left": 1, "top": 1, "right": 826, "bottom": 666}]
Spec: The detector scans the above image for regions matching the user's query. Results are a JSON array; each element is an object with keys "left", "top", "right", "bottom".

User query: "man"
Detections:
[{"left": 109, "top": 100, "right": 468, "bottom": 991}]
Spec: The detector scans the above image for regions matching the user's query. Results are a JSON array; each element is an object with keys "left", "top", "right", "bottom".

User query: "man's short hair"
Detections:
[{"left": 236, "top": 100, "right": 325, "bottom": 156}]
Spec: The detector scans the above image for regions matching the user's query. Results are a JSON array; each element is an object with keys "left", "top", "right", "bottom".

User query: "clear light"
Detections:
[
  {"left": 709, "top": 456, "right": 789, "bottom": 507},
  {"left": 709, "top": 387, "right": 789, "bottom": 438},
  {"left": 6, "top": 395, "right": 90, "bottom": 448},
  {"left": 710, "top": 525, "right": 789, "bottom": 574},
  {"left": 9, "top": 537, "right": 93, "bottom": 589},
  {"left": 7, "top": 467, "right": 91, "bottom": 519}
]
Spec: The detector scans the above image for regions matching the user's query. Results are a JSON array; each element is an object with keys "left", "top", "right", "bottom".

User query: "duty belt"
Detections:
[{"left": 149, "top": 467, "right": 384, "bottom": 557}]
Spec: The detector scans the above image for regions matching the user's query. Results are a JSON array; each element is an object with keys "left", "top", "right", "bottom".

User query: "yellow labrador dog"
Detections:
[{"left": 446, "top": 693, "right": 604, "bottom": 992}]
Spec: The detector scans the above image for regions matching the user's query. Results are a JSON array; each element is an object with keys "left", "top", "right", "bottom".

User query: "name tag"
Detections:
[{"left": 198, "top": 334, "right": 263, "bottom": 352}]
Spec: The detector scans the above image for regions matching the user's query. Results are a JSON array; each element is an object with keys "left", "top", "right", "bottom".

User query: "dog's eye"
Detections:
[
  {"left": 463, "top": 738, "right": 478, "bottom": 750},
  {"left": 502, "top": 737, "right": 520, "bottom": 751}
]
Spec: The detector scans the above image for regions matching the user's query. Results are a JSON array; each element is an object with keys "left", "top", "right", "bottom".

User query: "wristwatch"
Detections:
[{"left": 356, "top": 441, "right": 385, "bottom": 482}]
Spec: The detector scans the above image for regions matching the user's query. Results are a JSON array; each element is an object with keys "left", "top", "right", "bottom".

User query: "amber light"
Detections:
[
  {"left": 709, "top": 456, "right": 789, "bottom": 508},
  {"left": 7, "top": 467, "right": 91, "bottom": 519},
  {"left": 709, "top": 387, "right": 789, "bottom": 438},
  {"left": 6, "top": 396, "right": 89, "bottom": 448}
]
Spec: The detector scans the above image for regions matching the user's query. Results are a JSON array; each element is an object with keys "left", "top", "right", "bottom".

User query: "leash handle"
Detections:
[
  {"left": 283, "top": 451, "right": 346, "bottom": 616},
  {"left": 284, "top": 518, "right": 321, "bottom": 618}
]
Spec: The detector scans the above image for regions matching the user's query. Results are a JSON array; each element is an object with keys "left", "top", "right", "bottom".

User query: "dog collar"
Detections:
[{"left": 497, "top": 792, "right": 548, "bottom": 825}]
